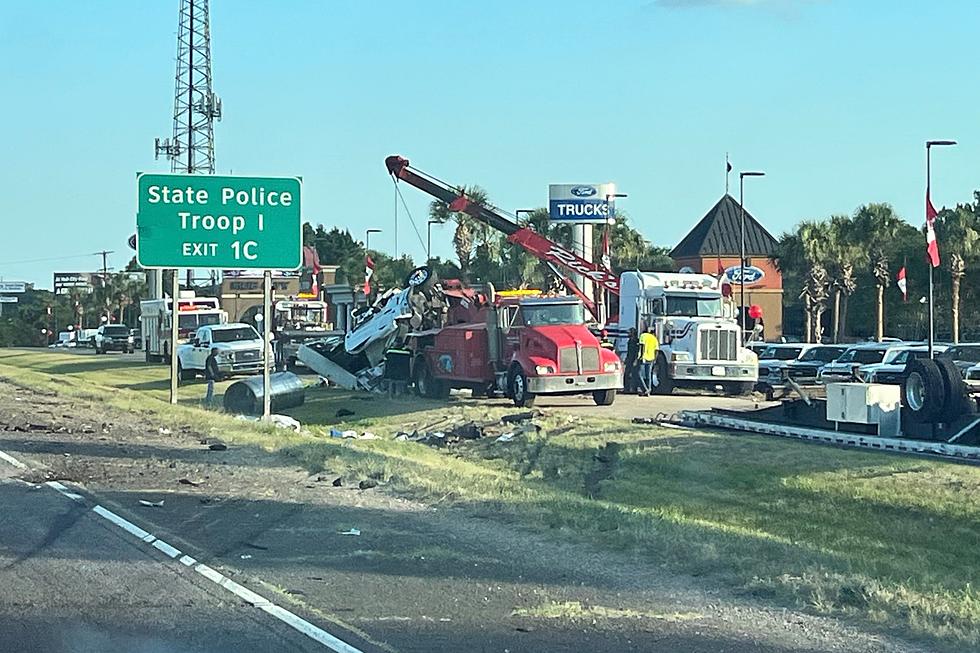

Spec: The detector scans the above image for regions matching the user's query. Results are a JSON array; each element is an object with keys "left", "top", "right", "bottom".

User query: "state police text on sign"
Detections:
[
  {"left": 136, "top": 173, "right": 302, "bottom": 270},
  {"left": 548, "top": 183, "right": 617, "bottom": 224}
]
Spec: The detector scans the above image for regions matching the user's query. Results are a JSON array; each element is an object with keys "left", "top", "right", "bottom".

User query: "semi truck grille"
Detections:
[
  {"left": 559, "top": 348, "right": 577, "bottom": 373},
  {"left": 581, "top": 347, "right": 600, "bottom": 371},
  {"left": 698, "top": 328, "right": 737, "bottom": 362}
]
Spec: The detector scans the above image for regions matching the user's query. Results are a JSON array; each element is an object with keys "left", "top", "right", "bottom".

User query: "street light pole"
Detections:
[
  {"left": 427, "top": 220, "right": 440, "bottom": 262},
  {"left": 603, "top": 194, "right": 627, "bottom": 325},
  {"left": 365, "top": 228, "right": 381, "bottom": 254},
  {"left": 926, "top": 139, "right": 956, "bottom": 357},
  {"left": 738, "top": 171, "right": 765, "bottom": 336}
]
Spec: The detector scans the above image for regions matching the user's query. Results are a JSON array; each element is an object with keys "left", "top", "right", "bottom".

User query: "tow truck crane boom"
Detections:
[{"left": 385, "top": 155, "right": 619, "bottom": 315}]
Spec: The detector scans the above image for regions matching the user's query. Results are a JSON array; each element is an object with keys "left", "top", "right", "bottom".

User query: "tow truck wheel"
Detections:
[
  {"left": 414, "top": 358, "right": 449, "bottom": 399},
  {"left": 649, "top": 355, "right": 674, "bottom": 395},
  {"left": 509, "top": 368, "right": 536, "bottom": 407},
  {"left": 593, "top": 389, "right": 616, "bottom": 406}
]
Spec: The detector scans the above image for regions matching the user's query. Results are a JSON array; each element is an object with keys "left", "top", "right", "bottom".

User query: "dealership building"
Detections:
[{"left": 671, "top": 194, "right": 783, "bottom": 340}]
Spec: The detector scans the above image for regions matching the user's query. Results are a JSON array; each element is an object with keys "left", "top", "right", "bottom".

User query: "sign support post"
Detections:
[
  {"left": 170, "top": 270, "right": 179, "bottom": 405},
  {"left": 263, "top": 270, "right": 272, "bottom": 419}
]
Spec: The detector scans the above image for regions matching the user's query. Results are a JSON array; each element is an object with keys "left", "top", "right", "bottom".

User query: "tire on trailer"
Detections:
[
  {"left": 902, "top": 357, "right": 946, "bottom": 423},
  {"left": 509, "top": 366, "right": 536, "bottom": 407},
  {"left": 935, "top": 356, "right": 970, "bottom": 421},
  {"left": 593, "top": 389, "right": 616, "bottom": 406},
  {"left": 649, "top": 354, "right": 674, "bottom": 395}
]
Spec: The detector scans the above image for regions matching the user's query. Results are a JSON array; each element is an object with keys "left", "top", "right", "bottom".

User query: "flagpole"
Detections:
[
  {"left": 925, "top": 139, "right": 956, "bottom": 358},
  {"left": 927, "top": 145, "right": 933, "bottom": 358}
]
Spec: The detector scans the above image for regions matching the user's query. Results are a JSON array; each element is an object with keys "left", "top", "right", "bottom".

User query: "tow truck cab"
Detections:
[{"left": 420, "top": 295, "right": 622, "bottom": 406}]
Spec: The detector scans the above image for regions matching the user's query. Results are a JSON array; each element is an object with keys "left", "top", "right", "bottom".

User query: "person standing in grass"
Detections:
[
  {"left": 204, "top": 347, "right": 222, "bottom": 407},
  {"left": 637, "top": 326, "right": 659, "bottom": 395}
]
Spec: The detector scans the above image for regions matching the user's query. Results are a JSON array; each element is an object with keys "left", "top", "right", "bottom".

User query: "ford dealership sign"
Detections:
[
  {"left": 549, "top": 183, "right": 617, "bottom": 224},
  {"left": 725, "top": 265, "right": 765, "bottom": 285}
]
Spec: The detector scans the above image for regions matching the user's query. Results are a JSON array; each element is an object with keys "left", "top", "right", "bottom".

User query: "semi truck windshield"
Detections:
[{"left": 666, "top": 296, "right": 722, "bottom": 318}]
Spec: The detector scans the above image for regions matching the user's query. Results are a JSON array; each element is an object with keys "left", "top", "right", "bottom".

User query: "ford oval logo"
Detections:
[
  {"left": 570, "top": 185, "right": 597, "bottom": 197},
  {"left": 724, "top": 265, "right": 765, "bottom": 285}
]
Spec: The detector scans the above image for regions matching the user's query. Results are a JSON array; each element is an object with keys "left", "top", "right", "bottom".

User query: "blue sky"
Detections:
[{"left": 2, "top": 0, "right": 978, "bottom": 286}]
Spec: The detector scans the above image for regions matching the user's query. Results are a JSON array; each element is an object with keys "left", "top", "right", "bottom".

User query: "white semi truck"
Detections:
[
  {"left": 140, "top": 294, "right": 227, "bottom": 363},
  {"left": 616, "top": 272, "right": 758, "bottom": 394}
]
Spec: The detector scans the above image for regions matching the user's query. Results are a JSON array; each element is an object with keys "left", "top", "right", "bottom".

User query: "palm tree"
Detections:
[
  {"left": 936, "top": 204, "right": 980, "bottom": 343},
  {"left": 825, "top": 215, "right": 862, "bottom": 342},
  {"left": 853, "top": 204, "right": 904, "bottom": 341},
  {"left": 798, "top": 220, "right": 832, "bottom": 342},
  {"left": 428, "top": 186, "right": 489, "bottom": 281}
]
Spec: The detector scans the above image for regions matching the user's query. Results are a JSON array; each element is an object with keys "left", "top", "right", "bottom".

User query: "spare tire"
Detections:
[
  {"left": 406, "top": 266, "right": 435, "bottom": 290},
  {"left": 902, "top": 357, "right": 945, "bottom": 423},
  {"left": 935, "top": 356, "right": 970, "bottom": 421}
]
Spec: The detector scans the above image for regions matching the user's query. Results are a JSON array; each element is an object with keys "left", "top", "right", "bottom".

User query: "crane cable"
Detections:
[{"left": 391, "top": 177, "right": 430, "bottom": 254}]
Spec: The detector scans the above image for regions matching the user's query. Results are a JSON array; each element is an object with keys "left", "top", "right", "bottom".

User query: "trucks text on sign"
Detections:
[
  {"left": 136, "top": 173, "right": 302, "bottom": 270},
  {"left": 548, "top": 183, "right": 617, "bottom": 224}
]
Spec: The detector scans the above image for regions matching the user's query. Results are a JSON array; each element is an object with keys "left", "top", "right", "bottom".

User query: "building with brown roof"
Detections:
[{"left": 670, "top": 194, "right": 783, "bottom": 339}]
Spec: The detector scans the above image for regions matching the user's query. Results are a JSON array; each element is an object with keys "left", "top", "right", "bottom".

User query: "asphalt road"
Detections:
[{"left": 0, "top": 468, "right": 342, "bottom": 653}]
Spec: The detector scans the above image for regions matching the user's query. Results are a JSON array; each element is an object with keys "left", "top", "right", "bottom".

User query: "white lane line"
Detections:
[
  {"left": 0, "top": 450, "right": 28, "bottom": 470},
  {"left": 92, "top": 505, "right": 154, "bottom": 541},
  {"left": 45, "top": 481, "right": 85, "bottom": 502},
  {"left": 2, "top": 449, "right": 368, "bottom": 653},
  {"left": 152, "top": 538, "right": 182, "bottom": 559},
  {"left": 88, "top": 503, "right": 365, "bottom": 653}
]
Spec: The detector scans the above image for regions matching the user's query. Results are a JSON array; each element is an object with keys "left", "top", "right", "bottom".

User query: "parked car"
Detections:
[
  {"left": 755, "top": 344, "right": 816, "bottom": 399},
  {"left": 747, "top": 341, "right": 770, "bottom": 357},
  {"left": 785, "top": 345, "right": 849, "bottom": 383},
  {"left": 94, "top": 323, "right": 134, "bottom": 354},
  {"left": 857, "top": 345, "right": 947, "bottom": 384},
  {"left": 175, "top": 323, "right": 265, "bottom": 382},
  {"left": 938, "top": 343, "right": 980, "bottom": 377},
  {"left": 818, "top": 342, "right": 913, "bottom": 383}
]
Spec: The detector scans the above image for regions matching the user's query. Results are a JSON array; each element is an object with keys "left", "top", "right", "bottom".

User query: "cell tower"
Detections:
[{"left": 154, "top": 0, "right": 222, "bottom": 173}]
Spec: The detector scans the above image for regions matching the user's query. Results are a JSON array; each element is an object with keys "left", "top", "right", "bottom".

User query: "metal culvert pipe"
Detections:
[{"left": 223, "top": 371, "right": 306, "bottom": 415}]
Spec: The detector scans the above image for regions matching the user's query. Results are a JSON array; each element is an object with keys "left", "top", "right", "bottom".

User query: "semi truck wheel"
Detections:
[
  {"left": 509, "top": 368, "right": 536, "bottom": 407},
  {"left": 902, "top": 358, "right": 945, "bottom": 423},
  {"left": 592, "top": 389, "right": 616, "bottom": 406},
  {"left": 649, "top": 355, "right": 674, "bottom": 395}
]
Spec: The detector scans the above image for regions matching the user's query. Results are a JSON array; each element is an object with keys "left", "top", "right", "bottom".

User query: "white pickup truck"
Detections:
[{"left": 176, "top": 323, "right": 265, "bottom": 381}]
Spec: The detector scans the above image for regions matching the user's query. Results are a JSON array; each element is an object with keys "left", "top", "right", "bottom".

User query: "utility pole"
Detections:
[{"left": 154, "top": 0, "right": 221, "bottom": 295}]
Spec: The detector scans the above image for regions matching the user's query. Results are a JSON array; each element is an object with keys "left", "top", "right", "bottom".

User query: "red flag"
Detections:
[
  {"left": 897, "top": 266, "right": 907, "bottom": 302},
  {"left": 926, "top": 187, "right": 940, "bottom": 268},
  {"left": 364, "top": 255, "right": 375, "bottom": 296}
]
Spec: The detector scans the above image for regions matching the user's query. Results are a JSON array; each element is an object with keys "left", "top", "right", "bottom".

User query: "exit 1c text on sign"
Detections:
[{"left": 136, "top": 173, "right": 302, "bottom": 269}]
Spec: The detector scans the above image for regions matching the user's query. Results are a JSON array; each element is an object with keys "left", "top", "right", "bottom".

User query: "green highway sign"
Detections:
[{"left": 136, "top": 173, "right": 302, "bottom": 269}]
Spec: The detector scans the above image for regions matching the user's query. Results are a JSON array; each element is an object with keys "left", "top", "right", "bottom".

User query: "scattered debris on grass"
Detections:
[
  {"left": 358, "top": 479, "right": 379, "bottom": 490},
  {"left": 207, "top": 442, "right": 228, "bottom": 451},
  {"left": 340, "top": 528, "right": 361, "bottom": 536},
  {"left": 138, "top": 499, "right": 164, "bottom": 507}
]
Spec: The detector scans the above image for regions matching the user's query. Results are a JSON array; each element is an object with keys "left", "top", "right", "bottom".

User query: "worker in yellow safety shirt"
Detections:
[{"left": 637, "top": 327, "right": 659, "bottom": 396}]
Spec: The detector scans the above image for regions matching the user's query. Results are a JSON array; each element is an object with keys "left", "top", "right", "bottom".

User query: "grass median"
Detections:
[{"left": 1, "top": 348, "right": 978, "bottom": 649}]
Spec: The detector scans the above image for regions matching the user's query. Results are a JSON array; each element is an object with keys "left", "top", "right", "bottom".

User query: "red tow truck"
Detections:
[
  {"left": 383, "top": 155, "right": 624, "bottom": 406},
  {"left": 409, "top": 288, "right": 621, "bottom": 407}
]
